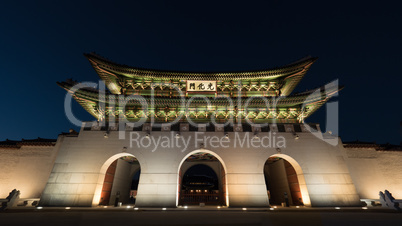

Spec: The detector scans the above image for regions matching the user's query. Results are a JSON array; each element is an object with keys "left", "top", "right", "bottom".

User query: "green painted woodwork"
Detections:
[{"left": 58, "top": 54, "right": 341, "bottom": 123}]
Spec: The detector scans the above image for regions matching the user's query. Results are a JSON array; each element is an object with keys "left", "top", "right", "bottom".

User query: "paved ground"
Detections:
[{"left": 1, "top": 207, "right": 401, "bottom": 226}]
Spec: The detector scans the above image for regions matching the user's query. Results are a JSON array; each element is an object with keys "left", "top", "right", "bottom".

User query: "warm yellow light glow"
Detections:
[
  {"left": 162, "top": 208, "right": 167, "bottom": 210},
  {"left": 108, "top": 83, "right": 119, "bottom": 93},
  {"left": 65, "top": 207, "right": 71, "bottom": 210},
  {"left": 335, "top": 207, "right": 341, "bottom": 209},
  {"left": 134, "top": 208, "right": 139, "bottom": 210},
  {"left": 269, "top": 154, "right": 311, "bottom": 206},
  {"left": 36, "top": 206, "right": 43, "bottom": 209},
  {"left": 92, "top": 153, "right": 138, "bottom": 207},
  {"left": 242, "top": 208, "right": 247, "bottom": 211}
]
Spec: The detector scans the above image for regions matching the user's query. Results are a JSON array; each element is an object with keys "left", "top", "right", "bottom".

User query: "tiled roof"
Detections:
[
  {"left": 58, "top": 81, "right": 341, "bottom": 107},
  {"left": 85, "top": 52, "right": 317, "bottom": 80},
  {"left": 0, "top": 138, "right": 57, "bottom": 148},
  {"left": 343, "top": 141, "right": 402, "bottom": 151},
  {"left": 59, "top": 129, "right": 79, "bottom": 137}
]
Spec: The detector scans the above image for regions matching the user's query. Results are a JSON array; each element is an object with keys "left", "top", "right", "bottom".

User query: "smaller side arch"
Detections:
[
  {"left": 266, "top": 154, "right": 311, "bottom": 206},
  {"left": 92, "top": 153, "right": 139, "bottom": 206}
]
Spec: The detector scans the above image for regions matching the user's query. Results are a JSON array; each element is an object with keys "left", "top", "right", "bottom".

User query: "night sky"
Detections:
[{"left": 1, "top": 1, "right": 401, "bottom": 144}]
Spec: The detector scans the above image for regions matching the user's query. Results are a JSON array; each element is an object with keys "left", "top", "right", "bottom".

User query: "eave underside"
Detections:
[{"left": 58, "top": 81, "right": 340, "bottom": 123}]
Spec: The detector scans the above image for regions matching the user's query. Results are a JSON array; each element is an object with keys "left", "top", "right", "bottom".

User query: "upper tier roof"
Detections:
[
  {"left": 85, "top": 52, "right": 317, "bottom": 80},
  {"left": 84, "top": 53, "right": 317, "bottom": 95}
]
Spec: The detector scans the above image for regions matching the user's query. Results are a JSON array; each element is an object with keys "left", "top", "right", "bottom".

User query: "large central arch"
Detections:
[{"left": 176, "top": 149, "right": 229, "bottom": 207}]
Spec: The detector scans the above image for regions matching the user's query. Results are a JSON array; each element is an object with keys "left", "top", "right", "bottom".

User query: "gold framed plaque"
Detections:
[{"left": 186, "top": 80, "right": 217, "bottom": 92}]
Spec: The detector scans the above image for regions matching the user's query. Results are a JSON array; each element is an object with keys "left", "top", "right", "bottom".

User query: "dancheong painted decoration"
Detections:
[{"left": 57, "top": 53, "right": 342, "bottom": 123}]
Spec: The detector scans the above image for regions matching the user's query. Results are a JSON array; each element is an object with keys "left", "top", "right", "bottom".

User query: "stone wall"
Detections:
[
  {"left": 265, "top": 159, "right": 292, "bottom": 205},
  {"left": 343, "top": 146, "right": 402, "bottom": 200},
  {"left": 108, "top": 159, "right": 134, "bottom": 205},
  {"left": 4, "top": 124, "right": 401, "bottom": 207},
  {"left": 38, "top": 122, "right": 362, "bottom": 207},
  {"left": 0, "top": 142, "right": 59, "bottom": 199}
]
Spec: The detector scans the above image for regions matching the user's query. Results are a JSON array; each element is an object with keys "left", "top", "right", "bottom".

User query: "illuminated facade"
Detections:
[
  {"left": 1, "top": 53, "right": 401, "bottom": 208},
  {"left": 57, "top": 53, "right": 340, "bottom": 124}
]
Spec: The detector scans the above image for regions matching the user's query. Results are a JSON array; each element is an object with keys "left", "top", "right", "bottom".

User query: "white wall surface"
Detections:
[{"left": 37, "top": 127, "right": 363, "bottom": 207}]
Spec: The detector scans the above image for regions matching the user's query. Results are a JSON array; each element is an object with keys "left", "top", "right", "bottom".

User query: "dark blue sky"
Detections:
[{"left": 1, "top": 1, "right": 401, "bottom": 144}]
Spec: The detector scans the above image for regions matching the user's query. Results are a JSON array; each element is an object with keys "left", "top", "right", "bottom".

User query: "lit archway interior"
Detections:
[
  {"left": 98, "top": 155, "right": 141, "bottom": 206},
  {"left": 178, "top": 152, "right": 226, "bottom": 206},
  {"left": 264, "top": 155, "right": 310, "bottom": 206}
]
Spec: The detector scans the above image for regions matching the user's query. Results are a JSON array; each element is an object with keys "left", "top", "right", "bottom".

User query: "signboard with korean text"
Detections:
[{"left": 186, "top": 80, "right": 216, "bottom": 92}]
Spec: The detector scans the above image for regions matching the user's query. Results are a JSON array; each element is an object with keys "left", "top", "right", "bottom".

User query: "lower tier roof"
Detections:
[{"left": 58, "top": 81, "right": 341, "bottom": 123}]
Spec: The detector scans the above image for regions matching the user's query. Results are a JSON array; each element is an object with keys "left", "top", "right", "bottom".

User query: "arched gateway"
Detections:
[
  {"left": 93, "top": 153, "right": 141, "bottom": 206},
  {"left": 264, "top": 154, "right": 311, "bottom": 206},
  {"left": 177, "top": 150, "right": 228, "bottom": 207},
  {"left": 37, "top": 53, "right": 362, "bottom": 207}
]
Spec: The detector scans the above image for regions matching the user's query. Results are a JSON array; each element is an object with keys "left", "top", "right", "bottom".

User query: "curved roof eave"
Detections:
[
  {"left": 57, "top": 81, "right": 341, "bottom": 108},
  {"left": 84, "top": 52, "right": 317, "bottom": 81}
]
